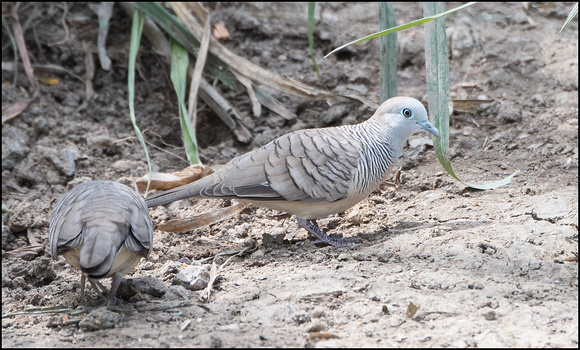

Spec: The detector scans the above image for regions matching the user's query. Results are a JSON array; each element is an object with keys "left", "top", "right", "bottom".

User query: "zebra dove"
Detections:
[
  {"left": 49, "top": 180, "right": 153, "bottom": 305},
  {"left": 145, "top": 96, "right": 440, "bottom": 246}
]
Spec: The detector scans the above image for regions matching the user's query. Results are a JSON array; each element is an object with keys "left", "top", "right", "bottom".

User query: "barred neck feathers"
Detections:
[{"left": 344, "top": 120, "right": 399, "bottom": 195}]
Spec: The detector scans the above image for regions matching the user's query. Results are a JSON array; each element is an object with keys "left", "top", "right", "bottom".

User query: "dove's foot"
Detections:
[{"left": 297, "top": 218, "right": 360, "bottom": 247}]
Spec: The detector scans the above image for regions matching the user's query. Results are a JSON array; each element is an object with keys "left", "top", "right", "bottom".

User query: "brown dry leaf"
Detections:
[
  {"left": 212, "top": 22, "right": 230, "bottom": 40},
  {"left": 2, "top": 245, "right": 44, "bottom": 259},
  {"left": 158, "top": 202, "right": 249, "bottom": 233},
  {"left": 564, "top": 252, "right": 578, "bottom": 262},
  {"left": 307, "top": 332, "right": 340, "bottom": 343},
  {"left": 406, "top": 302, "right": 419, "bottom": 318},
  {"left": 536, "top": 2, "right": 554, "bottom": 10},
  {"left": 2, "top": 98, "right": 34, "bottom": 123},
  {"left": 135, "top": 164, "right": 215, "bottom": 194}
]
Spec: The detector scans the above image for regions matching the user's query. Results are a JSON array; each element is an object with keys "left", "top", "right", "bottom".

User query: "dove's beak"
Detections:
[{"left": 418, "top": 120, "right": 440, "bottom": 138}]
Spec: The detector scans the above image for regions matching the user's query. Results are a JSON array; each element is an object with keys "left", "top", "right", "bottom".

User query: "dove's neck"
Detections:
[{"left": 344, "top": 117, "right": 405, "bottom": 195}]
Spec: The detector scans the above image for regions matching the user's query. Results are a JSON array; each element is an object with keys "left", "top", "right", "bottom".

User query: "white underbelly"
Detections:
[
  {"left": 244, "top": 191, "right": 369, "bottom": 220},
  {"left": 238, "top": 160, "right": 400, "bottom": 220}
]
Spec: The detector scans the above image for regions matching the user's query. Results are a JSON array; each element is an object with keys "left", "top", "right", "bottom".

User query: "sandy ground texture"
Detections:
[{"left": 2, "top": 2, "right": 578, "bottom": 348}]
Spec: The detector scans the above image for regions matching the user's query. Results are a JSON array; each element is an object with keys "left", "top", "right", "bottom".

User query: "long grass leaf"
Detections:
[
  {"left": 170, "top": 39, "right": 200, "bottom": 165},
  {"left": 424, "top": 3, "right": 519, "bottom": 190},
  {"left": 326, "top": 2, "right": 476, "bottom": 58},
  {"left": 308, "top": 2, "right": 325, "bottom": 87},
  {"left": 558, "top": 2, "right": 578, "bottom": 35},
  {"left": 379, "top": 2, "right": 397, "bottom": 102},
  {"left": 128, "top": 10, "right": 153, "bottom": 195}
]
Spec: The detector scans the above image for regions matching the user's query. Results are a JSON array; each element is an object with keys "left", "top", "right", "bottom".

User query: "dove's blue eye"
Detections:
[{"left": 401, "top": 108, "right": 413, "bottom": 118}]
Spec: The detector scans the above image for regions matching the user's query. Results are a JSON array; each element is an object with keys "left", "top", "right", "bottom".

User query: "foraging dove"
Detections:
[
  {"left": 49, "top": 180, "right": 153, "bottom": 305},
  {"left": 146, "top": 96, "right": 440, "bottom": 246}
]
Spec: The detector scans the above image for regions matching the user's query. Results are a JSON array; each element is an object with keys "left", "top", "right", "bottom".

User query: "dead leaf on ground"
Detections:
[
  {"left": 135, "top": 164, "right": 215, "bottom": 194},
  {"left": 406, "top": 302, "right": 419, "bottom": 318},
  {"left": 158, "top": 202, "right": 249, "bottom": 233},
  {"left": 564, "top": 252, "right": 578, "bottom": 262},
  {"left": 2, "top": 245, "right": 43, "bottom": 259},
  {"left": 307, "top": 332, "right": 340, "bottom": 343},
  {"left": 212, "top": 22, "right": 229, "bottom": 40},
  {"left": 2, "top": 98, "right": 34, "bottom": 123}
]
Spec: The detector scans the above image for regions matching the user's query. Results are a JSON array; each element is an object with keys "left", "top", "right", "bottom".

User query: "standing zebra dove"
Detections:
[
  {"left": 145, "top": 96, "right": 440, "bottom": 246},
  {"left": 49, "top": 180, "right": 153, "bottom": 305}
]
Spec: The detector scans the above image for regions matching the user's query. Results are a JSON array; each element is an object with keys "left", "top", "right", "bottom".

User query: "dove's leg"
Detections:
[
  {"left": 79, "top": 274, "right": 111, "bottom": 307},
  {"left": 104, "top": 274, "right": 123, "bottom": 306},
  {"left": 80, "top": 274, "right": 106, "bottom": 297},
  {"left": 297, "top": 218, "right": 360, "bottom": 247},
  {"left": 80, "top": 274, "right": 87, "bottom": 298}
]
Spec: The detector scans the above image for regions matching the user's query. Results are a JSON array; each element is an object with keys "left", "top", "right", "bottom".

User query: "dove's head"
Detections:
[{"left": 372, "top": 96, "right": 440, "bottom": 139}]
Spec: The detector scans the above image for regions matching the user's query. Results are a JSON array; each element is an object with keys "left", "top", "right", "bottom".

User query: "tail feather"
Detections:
[{"left": 145, "top": 183, "right": 202, "bottom": 207}]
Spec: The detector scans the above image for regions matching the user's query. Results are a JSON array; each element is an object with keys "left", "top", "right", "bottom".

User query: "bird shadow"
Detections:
[
  {"left": 262, "top": 218, "right": 487, "bottom": 249},
  {"left": 354, "top": 219, "right": 488, "bottom": 246}
]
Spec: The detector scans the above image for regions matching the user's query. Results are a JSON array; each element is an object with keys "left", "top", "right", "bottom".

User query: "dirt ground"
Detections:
[{"left": 2, "top": 2, "right": 578, "bottom": 348}]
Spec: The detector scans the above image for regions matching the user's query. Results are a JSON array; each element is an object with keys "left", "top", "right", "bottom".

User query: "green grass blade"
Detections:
[
  {"left": 170, "top": 39, "right": 200, "bottom": 165},
  {"left": 379, "top": 2, "right": 398, "bottom": 102},
  {"left": 424, "top": 3, "right": 519, "bottom": 190},
  {"left": 325, "top": 2, "right": 476, "bottom": 58},
  {"left": 128, "top": 9, "right": 152, "bottom": 195},
  {"left": 558, "top": 2, "right": 578, "bottom": 35},
  {"left": 2, "top": 203, "right": 8, "bottom": 223},
  {"left": 308, "top": 2, "right": 325, "bottom": 88}
]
